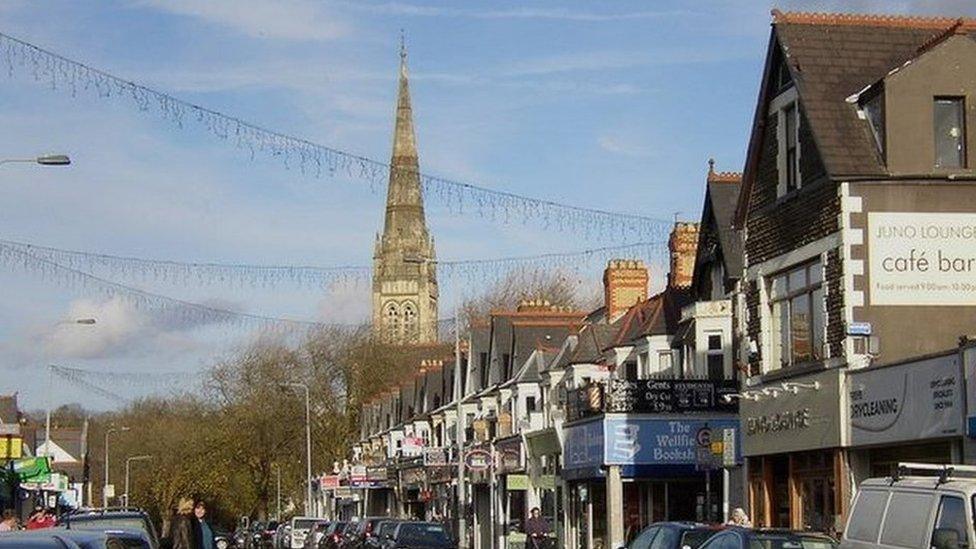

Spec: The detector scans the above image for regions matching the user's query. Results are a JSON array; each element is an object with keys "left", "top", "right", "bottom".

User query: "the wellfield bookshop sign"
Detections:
[
  {"left": 848, "top": 352, "right": 963, "bottom": 446},
  {"left": 869, "top": 212, "right": 976, "bottom": 305}
]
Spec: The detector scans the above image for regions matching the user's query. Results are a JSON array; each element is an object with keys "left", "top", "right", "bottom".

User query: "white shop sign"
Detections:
[
  {"left": 848, "top": 352, "right": 963, "bottom": 446},
  {"left": 868, "top": 212, "right": 976, "bottom": 305}
]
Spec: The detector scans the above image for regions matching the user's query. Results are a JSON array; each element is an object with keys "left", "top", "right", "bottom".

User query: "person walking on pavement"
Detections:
[
  {"left": 524, "top": 507, "right": 550, "bottom": 549},
  {"left": 0, "top": 510, "right": 18, "bottom": 532},
  {"left": 192, "top": 500, "right": 215, "bottom": 549},
  {"left": 171, "top": 497, "right": 199, "bottom": 549}
]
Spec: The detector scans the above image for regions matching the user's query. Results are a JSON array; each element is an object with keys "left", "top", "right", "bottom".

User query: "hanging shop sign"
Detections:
[
  {"left": 868, "top": 212, "right": 976, "bottom": 306},
  {"left": 849, "top": 352, "right": 962, "bottom": 446},
  {"left": 495, "top": 438, "right": 523, "bottom": 474},
  {"left": 464, "top": 449, "right": 493, "bottom": 472},
  {"left": 506, "top": 474, "right": 529, "bottom": 491},
  {"left": 320, "top": 475, "right": 340, "bottom": 490},
  {"left": 400, "top": 466, "right": 426, "bottom": 487},
  {"left": 605, "top": 379, "right": 738, "bottom": 414},
  {"left": 427, "top": 465, "right": 455, "bottom": 484},
  {"left": 423, "top": 447, "right": 450, "bottom": 466},
  {"left": 741, "top": 369, "right": 843, "bottom": 456},
  {"left": 366, "top": 466, "right": 388, "bottom": 483}
]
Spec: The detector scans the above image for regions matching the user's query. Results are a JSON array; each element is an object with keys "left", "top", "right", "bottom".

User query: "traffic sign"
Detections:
[{"left": 696, "top": 427, "right": 712, "bottom": 447}]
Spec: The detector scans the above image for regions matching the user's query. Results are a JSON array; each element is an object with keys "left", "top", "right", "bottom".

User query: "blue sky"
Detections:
[{"left": 0, "top": 0, "right": 972, "bottom": 411}]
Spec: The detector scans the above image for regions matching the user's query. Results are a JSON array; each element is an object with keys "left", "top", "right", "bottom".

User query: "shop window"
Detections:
[
  {"left": 768, "top": 260, "right": 824, "bottom": 370},
  {"left": 934, "top": 97, "right": 966, "bottom": 169},
  {"left": 879, "top": 492, "right": 935, "bottom": 548}
]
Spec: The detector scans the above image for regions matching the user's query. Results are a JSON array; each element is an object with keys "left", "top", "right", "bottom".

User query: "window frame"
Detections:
[
  {"left": 767, "top": 259, "right": 825, "bottom": 371},
  {"left": 934, "top": 96, "right": 967, "bottom": 169},
  {"left": 769, "top": 86, "right": 801, "bottom": 198}
]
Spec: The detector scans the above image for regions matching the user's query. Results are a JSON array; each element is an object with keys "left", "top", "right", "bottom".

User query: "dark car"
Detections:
[
  {"left": 59, "top": 508, "right": 160, "bottom": 549},
  {"left": 304, "top": 522, "right": 332, "bottom": 549},
  {"left": 382, "top": 521, "right": 454, "bottom": 549},
  {"left": 342, "top": 518, "right": 386, "bottom": 549},
  {"left": 318, "top": 522, "right": 349, "bottom": 549},
  {"left": 0, "top": 528, "right": 150, "bottom": 548},
  {"left": 369, "top": 521, "right": 402, "bottom": 548},
  {"left": 626, "top": 522, "right": 721, "bottom": 549},
  {"left": 697, "top": 528, "right": 837, "bottom": 549}
]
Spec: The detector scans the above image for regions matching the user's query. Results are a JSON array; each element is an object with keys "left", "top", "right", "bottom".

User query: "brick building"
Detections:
[{"left": 733, "top": 11, "right": 976, "bottom": 534}]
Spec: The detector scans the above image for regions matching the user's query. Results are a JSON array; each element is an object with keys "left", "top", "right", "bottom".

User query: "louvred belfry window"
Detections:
[
  {"left": 403, "top": 301, "right": 418, "bottom": 343},
  {"left": 385, "top": 302, "right": 401, "bottom": 341}
]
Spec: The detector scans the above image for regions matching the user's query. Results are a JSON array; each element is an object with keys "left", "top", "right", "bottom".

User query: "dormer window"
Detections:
[
  {"left": 860, "top": 86, "right": 885, "bottom": 158},
  {"left": 935, "top": 97, "right": 966, "bottom": 169}
]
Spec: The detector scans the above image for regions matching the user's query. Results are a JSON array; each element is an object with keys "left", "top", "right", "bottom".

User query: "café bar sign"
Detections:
[{"left": 868, "top": 212, "right": 976, "bottom": 306}]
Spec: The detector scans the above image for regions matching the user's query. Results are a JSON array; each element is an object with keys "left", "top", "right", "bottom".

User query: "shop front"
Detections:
[
  {"left": 525, "top": 427, "right": 562, "bottom": 546},
  {"left": 495, "top": 436, "right": 526, "bottom": 549},
  {"left": 847, "top": 350, "right": 964, "bottom": 484},
  {"left": 465, "top": 445, "right": 494, "bottom": 549},
  {"left": 563, "top": 415, "right": 741, "bottom": 549},
  {"left": 399, "top": 460, "right": 428, "bottom": 520},
  {"left": 364, "top": 465, "right": 394, "bottom": 517},
  {"left": 742, "top": 368, "right": 848, "bottom": 534}
]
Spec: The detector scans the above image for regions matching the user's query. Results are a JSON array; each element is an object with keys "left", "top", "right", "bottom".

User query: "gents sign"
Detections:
[
  {"left": 605, "top": 379, "right": 738, "bottom": 414},
  {"left": 849, "top": 353, "right": 962, "bottom": 446},
  {"left": 869, "top": 212, "right": 976, "bottom": 305}
]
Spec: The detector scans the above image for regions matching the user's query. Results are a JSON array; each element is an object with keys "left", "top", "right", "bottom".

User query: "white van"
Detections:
[
  {"left": 289, "top": 516, "right": 321, "bottom": 549},
  {"left": 842, "top": 463, "right": 976, "bottom": 549}
]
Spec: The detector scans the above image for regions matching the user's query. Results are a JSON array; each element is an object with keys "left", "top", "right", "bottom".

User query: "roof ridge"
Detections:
[
  {"left": 916, "top": 17, "right": 970, "bottom": 55},
  {"left": 707, "top": 171, "right": 743, "bottom": 184},
  {"left": 771, "top": 9, "right": 976, "bottom": 30}
]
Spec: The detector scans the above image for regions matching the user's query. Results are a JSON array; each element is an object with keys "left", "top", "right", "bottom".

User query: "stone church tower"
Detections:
[{"left": 372, "top": 43, "right": 439, "bottom": 344}]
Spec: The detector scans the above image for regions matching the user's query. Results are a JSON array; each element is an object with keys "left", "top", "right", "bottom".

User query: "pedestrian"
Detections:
[
  {"left": 0, "top": 510, "right": 17, "bottom": 532},
  {"left": 726, "top": 508, "right": 752, "bottom": 527},
  {"left": 171, "top": 497, "right": 199, "bottom": 549},
  {"left": 192, "top": 500, "right": 215, "bottom": 549},
  {"left": 524, "top": 507, "right": 550, "bottom": 549}
]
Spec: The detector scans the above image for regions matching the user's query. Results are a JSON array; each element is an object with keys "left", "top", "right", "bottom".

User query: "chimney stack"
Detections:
[
  {"left": 668, "top": 222, "right": 700, "bottom": 288},
  {"left": 603, "top": 259, "right": 649, "bottom": 323}
]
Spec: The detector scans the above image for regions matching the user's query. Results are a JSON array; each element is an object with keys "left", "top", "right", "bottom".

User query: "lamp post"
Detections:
[
  {"left": 44, "top": 318, "right": 97, "bottom": 457},
  {"left": 0, "top": 154, "right": 71, "bottom": 167},
  {"left": 281, "top": 382, "right": 312, "bottom": 516},
  {"left": 124, "top": 455, "right": 152, "bottom": 507},
  {"left": 103, "top": 426, "right": 130, "bottom": 507},
  {"left": 272, "top": 463, "right": 282, "bottom": 521}
]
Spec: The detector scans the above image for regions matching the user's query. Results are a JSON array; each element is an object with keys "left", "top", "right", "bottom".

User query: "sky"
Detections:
[{"left": 0, "top": 0, "right": 973, "bottom": 411}]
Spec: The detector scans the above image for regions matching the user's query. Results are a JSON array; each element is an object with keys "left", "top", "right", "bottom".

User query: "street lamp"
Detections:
[
  {"left": 271, "top": 463, "right": 282, "bottom": 521},
  {"left": 0, "top": 154, "right": 71, "bottom": 167},
  {"left": 44, "top": 318, "right": 97, "bottom": 458},
  {"left": 103, "top": 426, "right": 130, "bottom": 507},
  {"left": 281, "top": 382, "right": 312, "bottom": 517},
  {"left": 124, "top": 455, "right": 152, "bottom": 507}
]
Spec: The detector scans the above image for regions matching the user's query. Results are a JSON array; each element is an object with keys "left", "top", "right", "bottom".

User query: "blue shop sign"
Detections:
[
  {"left": 564, "top": 418, "right": 604, "bottom": 470},
  {"left": 564, "top": 417, "right": 741, "bottom": 469},
  {"left": 604, "top": 417, "right": 740, "bottom": 466}
]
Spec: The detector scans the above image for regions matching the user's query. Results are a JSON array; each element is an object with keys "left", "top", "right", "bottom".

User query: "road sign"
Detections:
[
  {"left": 722, "top": 428, "right": 736, "bottom": 467},
  {"left": 696, "top": 427, "right": 712, "bottom": 447}
]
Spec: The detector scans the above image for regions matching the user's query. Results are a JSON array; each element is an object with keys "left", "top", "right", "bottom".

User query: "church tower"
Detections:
[{"left": 372, "top": 40, "right": 439, "bottom": 344}]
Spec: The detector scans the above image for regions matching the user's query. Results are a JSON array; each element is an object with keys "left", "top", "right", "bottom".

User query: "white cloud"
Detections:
[
  {"left": 597, "top": 134, "right": 656, "bottom": 159},
  {"left": 137, "top": 0, "right": 352, "bottom": 41},
  {"left": 340, "top": 2, "right": 688, "bottom": 21}
]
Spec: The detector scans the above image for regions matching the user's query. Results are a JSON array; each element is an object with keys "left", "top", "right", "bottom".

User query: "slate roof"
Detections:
[
  {"left": 568, "top": 324, "right": 617, "bottom": 365},
  {"left": 706, "top": 179, "right": 743, "bottom": 278},
  {"left": 737, "top": 11, "right": 976, "bottom": 222}
]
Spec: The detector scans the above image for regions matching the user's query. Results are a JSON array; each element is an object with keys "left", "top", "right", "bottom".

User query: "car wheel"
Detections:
[{"left": 217, "top": 541, "right": 229, "bottom": 549}]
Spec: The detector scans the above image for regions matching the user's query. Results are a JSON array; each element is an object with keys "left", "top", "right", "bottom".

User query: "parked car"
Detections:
[
  {"left": 342, "top": 517, "right": 386, "bottom": 549},
  {"left": 842, "top": 463, "right": 976, "bottom": 549},
  {"left": 626, "top": 522, "right": 720, "bottom": 549},
  {"left": 369, "top": 521, "right": 402, "bottom": 548},
  {"left": 291, "top": 517, "right": 322, "bottom": 549},
  {"left": 698, "top": 528, "right": 836, "bottom": 549},
  {"left": 318, "top": 522, "right": 349, "bottom": 549},
  {"left": 382, "top": 521, "right": 454, "bottom": 549},
  {"left": 58, "top": 508, "right": 160, "bottom": 549},
  {"left": 0, "top": 528, "right": 150, "bottom": 548}
]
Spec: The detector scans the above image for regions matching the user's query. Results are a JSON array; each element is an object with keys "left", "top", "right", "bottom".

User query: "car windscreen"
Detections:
[
  {"left": 379, "top": 521, "right": 399, "bottom": 537},
  {"left": 397, "top": 523, "right": 451, "bottom": 545},
  {"left": 682, "top": 530, "right": 718, "bottom": 549},
  {"left": 293, "top": 519, "right": 318, "bottom": 530},
  {"left": 67, "top": 517, "right": 148, "bottom": 534}
]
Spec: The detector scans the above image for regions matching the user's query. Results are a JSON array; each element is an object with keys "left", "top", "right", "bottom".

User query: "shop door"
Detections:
[
  {"left": 799, "top": 476, "right": 835, "bottom": 532},
  {"left": 771, "top": 457, "right": 790, "bottom": 528}
]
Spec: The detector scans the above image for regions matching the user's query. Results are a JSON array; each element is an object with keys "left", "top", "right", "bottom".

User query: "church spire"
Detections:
[{"left": 382, "top": 32, "right": 425, "bottom": 240}]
